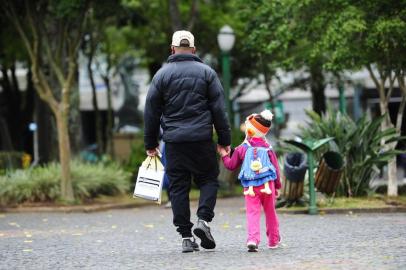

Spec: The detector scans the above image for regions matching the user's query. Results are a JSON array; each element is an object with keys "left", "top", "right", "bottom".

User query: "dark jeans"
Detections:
[{"left": 165, "top": 141, "right": 219, "bottom": 238}]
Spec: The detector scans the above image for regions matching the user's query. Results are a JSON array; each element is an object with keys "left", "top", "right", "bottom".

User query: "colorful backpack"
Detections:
[{"left": 238, "top": 142, "right": 277, "bottom": 188}]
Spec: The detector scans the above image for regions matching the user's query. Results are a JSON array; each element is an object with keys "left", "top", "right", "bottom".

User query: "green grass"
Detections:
[
  {"left": 318, "top": 197, "right": 390, "bottom": 208},
  {"left": 280, "top": 195, "right": 406, "bottom": 211}
]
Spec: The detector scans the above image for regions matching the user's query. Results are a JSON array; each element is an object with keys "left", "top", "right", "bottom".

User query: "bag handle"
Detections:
[
  {"left": 146, "top": 155, "right": 163, "bottom": 171},
  {"left": 146, "top": 156, "right": 154, "bottom": 169}
]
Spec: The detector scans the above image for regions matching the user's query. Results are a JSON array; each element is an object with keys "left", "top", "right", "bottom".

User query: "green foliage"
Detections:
[
  {"left": 230, "top": 128, "right": 246, "bottom": 148},
  {"left": 294, "top": 0, "right": 406, "bottom": 72},
  {"left": 299, "top": 107, "right": 403, "bottom": 196},
  {"left": 0, "top": 152, "right": 25, "bottom": 173},
  {"left": 52, "top": 0, "right": 85, "bottom": 18},
  {"left": 235, "top": 0, "right": 296, "bottom": 69},
  {"left": 71, "top": 161, "right": 131, "bottom": 200},
  {"left": 125, "top": 134, "right": 146, "bottom": 182},
  {"left": 120, "top": 0, "right": 258, "bottom": 82},
  {"left": 0, "top": 160, "right": 131, "bottom": 206}
]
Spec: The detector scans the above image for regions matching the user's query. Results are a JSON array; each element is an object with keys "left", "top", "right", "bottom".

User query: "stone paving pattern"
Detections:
[{"left": 1, "top": 197, "right": 405, "bottom": 270}]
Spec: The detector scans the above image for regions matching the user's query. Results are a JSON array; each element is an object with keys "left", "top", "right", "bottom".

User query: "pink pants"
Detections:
[{"left": 244, "top": 181, "right": 279, "bottom": 246}]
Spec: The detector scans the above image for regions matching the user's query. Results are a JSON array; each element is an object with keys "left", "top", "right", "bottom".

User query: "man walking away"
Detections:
[{"left": 144, "top": 30, "right": 231, "bottom": 253}]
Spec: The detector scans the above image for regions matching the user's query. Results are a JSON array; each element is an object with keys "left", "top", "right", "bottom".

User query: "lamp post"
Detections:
[{"left": 217, "top": 25, "right": 235, "bottom": 126}]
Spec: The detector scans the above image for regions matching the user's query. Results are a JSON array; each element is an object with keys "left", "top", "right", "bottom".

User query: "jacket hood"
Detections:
[{"left": 167, "top": 53, "right": 203, "bottom": 63}]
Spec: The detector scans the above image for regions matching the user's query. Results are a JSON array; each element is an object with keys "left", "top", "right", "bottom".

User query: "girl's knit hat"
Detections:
[{"left": 245, "top": 110, "right": 274, "bottom": 138}]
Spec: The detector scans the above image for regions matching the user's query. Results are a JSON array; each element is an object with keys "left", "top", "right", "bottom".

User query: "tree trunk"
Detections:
[
  {"left": 169, "top": 0, "right": 182, "bottom": 31},
  {"left": 388, "top": 73, "right": 406, "bottom": 196},
  {"left": 87, "top": 47, "right": 103, "bottom": 154},
  {"left": 35, "top": 93, "right": 55, "bottom": 163},
  {"left": 367, "top": 66, "right": 399, "bottom": 197},
  {"left": 310, "top": 64, "right": 326, "bottom": 115},
  {"left": 1, "top": 65, "right": 23, "bottom": 150},
  {"left": 387, "top": 157, "right": 397, "bottom": 196},
  {"left": 380, "top": 90, "right": 398, "bottom": 196},
  {"left": 56, "top": 110, "right": 74, "bottom": 201},
  {"left": 260, "top": 56, "right": 280, "bottom": 138},
  {"left": 68, "top": 73, "right": 82, "bottom": 155},
  {"left": 103, "top": 75, "right": 114, "bottom": 157}
]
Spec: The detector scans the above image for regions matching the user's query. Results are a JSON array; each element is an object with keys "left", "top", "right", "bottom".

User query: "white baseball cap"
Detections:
[{"left": 171, "top": 30, "right": 195, "bottom": 47}]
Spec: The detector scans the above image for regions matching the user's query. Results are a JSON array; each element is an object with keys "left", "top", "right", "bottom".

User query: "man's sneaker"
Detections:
[
  {"left": 193, "top": 219, "right": 216, "bottom": 249},
  {"left": 247, "top": 241, "right": 258, "bottom": 252},
  {"left": 182, "top": 237, "right": 200, "bottom": 253}
]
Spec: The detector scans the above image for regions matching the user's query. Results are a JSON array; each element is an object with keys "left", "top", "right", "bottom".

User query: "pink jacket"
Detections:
[{"left": 222, "top": 137, "right": 281, "bottom": 189}]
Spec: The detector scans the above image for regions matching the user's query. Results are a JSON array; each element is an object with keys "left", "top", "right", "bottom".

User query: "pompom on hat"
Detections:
[{"left": 245, "top": 110, "right": 274, "bottom": 138}]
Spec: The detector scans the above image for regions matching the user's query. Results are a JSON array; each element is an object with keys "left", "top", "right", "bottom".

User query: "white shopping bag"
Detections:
[{"left": 133, "top": 156, "right": 165, "bottom": 204}]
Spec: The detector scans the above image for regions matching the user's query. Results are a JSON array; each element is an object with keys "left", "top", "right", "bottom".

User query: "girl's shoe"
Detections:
[
  {"left": 247, "top": 241, "right": 258, "bottom": 252},
  {"left": 268, "top": 236, "right": 282, "bottom": 249}
]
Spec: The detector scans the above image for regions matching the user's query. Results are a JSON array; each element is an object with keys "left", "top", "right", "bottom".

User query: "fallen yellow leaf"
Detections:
[
  {"left": 222, "top": 223, "right": 230, "bottom": 229},
  {"left": 234, "top": 225, "right": 242, "bottom": 229},
  {"left": 25, "top": 234, "right": 32, "bottom": 238},
  {"left": 23, "top": 249, "right": 33, "bottom": 252},
  {"left": 111, "top": 225, "right": 117, "bottom": 229},
  {"left": 72, "top": 233, "right": 83, "bottom": 236},
  {"left": 42, "top": 219, "right": 48, "bottom": 222},
  {"left": 24, "top": 240, "right": 33, "bottom": 243},
  {"left": 159, "top": 236, "right": 165, "bottom": 240},
  {"left": 9, "top": 222, "right": 20, "bottom": 228},
  {"left": 143, "top": 224, "right": 154, "bottom": 228}
]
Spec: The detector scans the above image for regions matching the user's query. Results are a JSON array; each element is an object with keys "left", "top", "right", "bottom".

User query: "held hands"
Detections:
[{"left": 217, "top": 145, "right": 231, "bottom": 157}]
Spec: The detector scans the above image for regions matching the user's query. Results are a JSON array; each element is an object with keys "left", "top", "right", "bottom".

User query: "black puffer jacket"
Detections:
[{"left": 144, "top": 54, "right": 231, "bottom": 150}]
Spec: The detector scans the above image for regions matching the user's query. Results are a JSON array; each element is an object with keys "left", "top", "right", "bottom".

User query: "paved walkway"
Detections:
[{"left": 1, "top": 197, "right": 405, "bottom": 270}]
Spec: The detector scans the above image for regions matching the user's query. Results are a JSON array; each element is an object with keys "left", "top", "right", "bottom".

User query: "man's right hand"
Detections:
[{"left": 146, "top": 148, "right": 158, "bottom": 157}]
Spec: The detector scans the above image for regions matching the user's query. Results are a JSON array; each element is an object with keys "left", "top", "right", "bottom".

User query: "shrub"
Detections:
[
  {"left": 0, "top": 160, "right": 131, "bottom": 206},
  {"left": 299, "top": 107, "right": 402, "bottom": 196},
  {"left": 0, "top": 152, "right": 25, "bottom": 173},
  {"left": 71, "top": 161, "right": 131, "bottom": 200},
  {"left": 124, "top": 134, "right": 146, "bottom": 188}
]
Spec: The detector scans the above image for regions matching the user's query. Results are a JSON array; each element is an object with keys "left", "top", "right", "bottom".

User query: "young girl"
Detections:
[{"left": 218, "top": 110, "right": 281, "bottom": 252}]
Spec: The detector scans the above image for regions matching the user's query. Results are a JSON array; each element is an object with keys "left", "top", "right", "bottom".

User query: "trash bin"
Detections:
[
  {"left": 315, "top": 151, "right": 344, "bottom": 195},
  {"left": 282, "top": 152, "right": 307, "bottom": 200}
]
